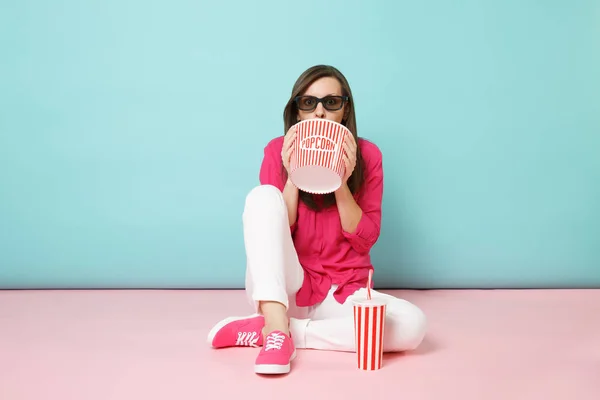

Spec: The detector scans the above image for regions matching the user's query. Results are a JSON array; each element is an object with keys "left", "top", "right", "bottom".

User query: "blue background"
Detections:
[{"left": 1, "top": 0, "right": 599, "bottom": 289}]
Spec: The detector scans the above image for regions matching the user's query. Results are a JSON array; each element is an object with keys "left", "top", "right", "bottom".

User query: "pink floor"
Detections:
[{"left": 1, "top": 289, "right": 599, "bottom": 399}]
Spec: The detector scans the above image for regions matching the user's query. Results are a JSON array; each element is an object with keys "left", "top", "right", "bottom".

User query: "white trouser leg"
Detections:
[
  {"left": 242, "top": 185, "right": 426, "bottom": 353},
  {"left": 289, "top": 287, "right": 427, "bottom": 352},
  {"left": 243, "top": 185, "right": 304, "bottom": 312}
]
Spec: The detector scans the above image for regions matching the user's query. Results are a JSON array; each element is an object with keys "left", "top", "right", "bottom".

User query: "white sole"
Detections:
[
  {"left": 206, "top": 314, "right": 261, "bottom": 347},
  {"left": 254, "top": 350, "right": 297, "bottom": 375}
]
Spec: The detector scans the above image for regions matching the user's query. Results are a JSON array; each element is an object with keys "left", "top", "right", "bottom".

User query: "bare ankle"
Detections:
[{"left": 259, "top": 301, "right": 289, "bottom": 336}]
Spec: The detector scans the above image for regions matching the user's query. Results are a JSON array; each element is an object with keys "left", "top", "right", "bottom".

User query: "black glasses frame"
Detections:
[{"left": 294, "top": 95, "right": 349, "bottom": 111}]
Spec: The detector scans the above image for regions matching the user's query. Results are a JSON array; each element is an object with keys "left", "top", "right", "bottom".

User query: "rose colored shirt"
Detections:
[{"left": 258, "top": 136, "right": 384, "bottom": 307}]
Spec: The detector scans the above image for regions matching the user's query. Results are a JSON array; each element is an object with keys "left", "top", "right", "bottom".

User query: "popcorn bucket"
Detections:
[{"left": 289, "top": 118, "right": 350, "bottom": 194}]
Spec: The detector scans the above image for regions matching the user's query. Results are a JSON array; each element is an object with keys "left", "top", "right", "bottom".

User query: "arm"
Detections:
[
  {"left": 334, "top": 183, "right": 363, "bottom": 233},
  {"left": 336, "top": 145, "right": 383, "bottom": 254},
  {"left": 258, "top": 140, "right": 299, "bottom": 230}
]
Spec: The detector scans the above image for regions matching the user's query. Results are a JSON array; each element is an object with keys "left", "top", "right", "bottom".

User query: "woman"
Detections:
[{"left": 207, "top": 65, "right": 427, "bottom": 375}]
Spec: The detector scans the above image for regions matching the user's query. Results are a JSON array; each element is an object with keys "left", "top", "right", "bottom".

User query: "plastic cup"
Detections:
[
  {"left": 352, "top": 297, "right": 387, "bottom": 371},
  {"left": 289, "top": 118, "right": 350, "bottom": 194}
]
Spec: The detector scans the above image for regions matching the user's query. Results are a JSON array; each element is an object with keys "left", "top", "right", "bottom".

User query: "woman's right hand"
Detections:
[
  {"left": 281, "top": 126, "right": 297, "bottom": 175},
  {"left": 281, "top": 126, "right": 300, "bottom": 225}
]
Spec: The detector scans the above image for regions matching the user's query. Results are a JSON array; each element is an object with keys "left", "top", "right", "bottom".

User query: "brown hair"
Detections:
[{"left": 282, "top": 65, "right": 365, "bottom": 210}]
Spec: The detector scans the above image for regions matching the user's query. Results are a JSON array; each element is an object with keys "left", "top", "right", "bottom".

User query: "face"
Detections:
[{"left": 296, "top": 77, "right": 348, "bottom": 123}]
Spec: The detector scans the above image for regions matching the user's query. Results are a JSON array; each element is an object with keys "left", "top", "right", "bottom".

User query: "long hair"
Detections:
[{"left": 282, "top": 65, "right": 364, "bottom": 210}]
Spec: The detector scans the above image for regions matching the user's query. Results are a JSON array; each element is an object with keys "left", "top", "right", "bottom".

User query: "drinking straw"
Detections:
[{"left": 367, "top": 269, "right": 373, "bottom": 300}]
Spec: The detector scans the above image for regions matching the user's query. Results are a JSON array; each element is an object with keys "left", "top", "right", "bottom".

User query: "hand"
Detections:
[
  {"left": 341, "top": 133, "right": 357, "bottom": 184},
  {"left": 281, "top": 126, "right": 297, "bottom": 176}
]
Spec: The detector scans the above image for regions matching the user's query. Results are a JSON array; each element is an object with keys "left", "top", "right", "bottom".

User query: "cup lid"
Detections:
[{"left": 351, "top": 297, "right": 388, "bottom": 306}]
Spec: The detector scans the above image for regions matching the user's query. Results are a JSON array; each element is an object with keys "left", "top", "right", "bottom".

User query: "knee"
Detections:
[
  {"left": 404, "top": 306, "right": 427, "bottom": 351},
  {"left": 244, "top": 185, "right": 286, "bottom": 215},
  {"left": 388, "top": 302, "right": 427, "bottom": 352}
]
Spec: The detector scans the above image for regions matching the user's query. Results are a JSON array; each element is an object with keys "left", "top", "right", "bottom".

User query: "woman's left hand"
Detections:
[{"left": 342, "top": 134, "right": 357, "bottom": 184}]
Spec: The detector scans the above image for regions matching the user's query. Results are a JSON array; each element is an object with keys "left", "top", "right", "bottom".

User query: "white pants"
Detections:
[{"left": 243, "top": 185, "right": 427, "bottom": 352}]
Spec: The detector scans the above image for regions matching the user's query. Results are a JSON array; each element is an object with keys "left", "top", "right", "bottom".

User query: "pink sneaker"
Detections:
[
  {"left": 207, "top": 314, "right": 265, "bottom": 348},
  {"left": 254, "top": 330, "right": 296, "bottom": 375}
]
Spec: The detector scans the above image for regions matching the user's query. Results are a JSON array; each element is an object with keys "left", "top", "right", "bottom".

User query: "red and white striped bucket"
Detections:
[
  {"left": 289, "top": 118, "right": 350, "bottom": 194},
  {"left": 353, "top": 298, "right": 387, "bottom": 370}
]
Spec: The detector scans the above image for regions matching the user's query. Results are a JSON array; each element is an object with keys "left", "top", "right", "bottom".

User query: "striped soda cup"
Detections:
[
  {"left": 289, "top": 118, "right": 350, "bottom": 194},
  {"left": 353, "top": 297, "right": 387, "bottom": 370}
]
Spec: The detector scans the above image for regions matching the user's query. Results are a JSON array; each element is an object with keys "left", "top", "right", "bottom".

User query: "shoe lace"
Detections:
[
  {"left": 264, "top": 332, "right": 285, "bottom": 351},
  {"left": 236, "top": 331, "right": 259, "bottom": 347}
]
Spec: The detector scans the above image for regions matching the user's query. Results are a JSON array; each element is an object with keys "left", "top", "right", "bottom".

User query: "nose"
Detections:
[{"left": 314, "top": 102, "right": 325, "bottom": 118}]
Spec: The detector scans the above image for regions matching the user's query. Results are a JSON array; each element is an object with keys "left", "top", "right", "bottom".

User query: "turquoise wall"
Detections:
[{"left": 1, "top": 1, "right": 599, "bottom": 289}]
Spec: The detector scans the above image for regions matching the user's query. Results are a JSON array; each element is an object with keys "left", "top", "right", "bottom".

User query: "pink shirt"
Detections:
[{"left": 258, "top": 136, "right": 384, "bottom": 307}]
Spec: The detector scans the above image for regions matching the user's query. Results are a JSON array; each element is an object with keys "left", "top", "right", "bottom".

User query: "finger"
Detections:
[
  {"left": 289, "top": 133, "right": 297, "bottom": 149},
  {"left": 345, "top": 151, "right": 356, "bottom": 168},
  {"left": 286, "top": 147, "right": 294, "bottom": 164},
  {"left": 284, "top": 126, "right": 295, "bottom": 142},
  {"left": 343, "top": 141, "right": 355, "bottom": 160},
  {"left": 343, "top": 155, "right": 352, "bottom": 179},
  {"left": 286, "top": 129, "right": 297, "bottom": 149},
  {"left": 347, "top": 136, "right": 357, "bottom": 152},
  {"left": 343, "top": 137, "right": 354, "bottom": 152},
  {"left": 282, "top": 144, "right": 293, "bottom": 162},
  {"left": 343, "top": 154, "right": 351, "bottom": 169},
  {"left": 283, "top": 140, "right": 294, "bottom": 152},
  {"left": 349, "top": 144, "right": 357, "bottom": 161},
  {"left": 345, "top": 133, "right": 356, "bottom": 146}
]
